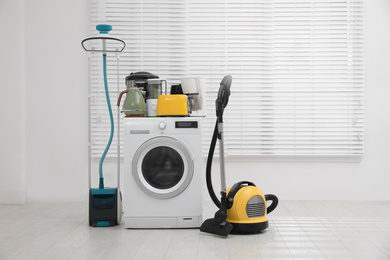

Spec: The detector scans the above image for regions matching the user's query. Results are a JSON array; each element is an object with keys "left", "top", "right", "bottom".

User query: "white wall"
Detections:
[
  {"left": 24, "top": 0, "right": 89, "bottom": 201},
  {"left": 0, "top": 0, "right": 26, "bottom": 204},
  {"left": 1, "top": 0, "right": 389, "bottom": 203}
]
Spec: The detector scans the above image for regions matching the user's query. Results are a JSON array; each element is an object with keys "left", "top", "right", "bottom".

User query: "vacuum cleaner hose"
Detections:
[
  {"left": 206, "top": 119, "right": 221, "bottom": 208},
  {"left": 98, "top": 54, "right": 114, "bottom": 189}
]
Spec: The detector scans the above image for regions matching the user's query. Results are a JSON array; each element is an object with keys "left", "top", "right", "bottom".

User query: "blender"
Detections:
[{"left": 146, "top": 79, "right": 167, "bottom": 117}]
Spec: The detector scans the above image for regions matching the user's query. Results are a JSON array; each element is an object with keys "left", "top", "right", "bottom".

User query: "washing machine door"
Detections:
[{"left": 132, "top": 136, "right": 194, "bottom": 199}]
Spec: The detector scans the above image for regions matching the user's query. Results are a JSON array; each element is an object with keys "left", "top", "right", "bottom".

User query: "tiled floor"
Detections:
[{"left": 0, "top": 200, "right": 389, "bottom": 259}]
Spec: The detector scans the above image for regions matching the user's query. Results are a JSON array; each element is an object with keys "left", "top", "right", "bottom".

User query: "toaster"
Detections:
[{"left": 157, "top": 95, "right": 188, "bottom": 117}]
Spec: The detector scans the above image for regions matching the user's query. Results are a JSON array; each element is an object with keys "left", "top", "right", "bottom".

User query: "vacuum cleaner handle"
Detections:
[
  {"left": 226, "top": 181, "right": 256, "bottom": 209},
  {"left": 234, "top": 181, "right": 256, "bottom": 187},
  {"left": 216, "top": 75, "right": 232, "bottom": 123},
  {"left": 265, "top": 194, "right": 279, "bottom": 214}
]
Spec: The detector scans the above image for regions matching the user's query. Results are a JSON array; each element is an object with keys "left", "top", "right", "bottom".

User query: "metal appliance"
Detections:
[
  {"left": 81, "top": 24, "right": 125, "bottom": 227},
  {"left": 200, "top": 75, "right": 278, "bottom": 236},
  {"left": 146, "top": 79, "right": 167, "bottom": 117},
  {"left": 180, "top": 77, "right": 206, "bottom": 117},
  {"left": 123, "top": 117, "right": 203, "bottom": 228},
  {"left": 157, "top": 95, "right": 189, "bottom": 117},
  {"left": 125, "top": 71, "right": 158, "bottom": 91},
  {"left": 117, "top": 87, "right": 146, "bottom": 117}
]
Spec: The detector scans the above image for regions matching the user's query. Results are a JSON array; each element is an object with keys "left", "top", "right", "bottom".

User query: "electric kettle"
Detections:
[{"left": 117, "top": 87, "right": 146, "bottom": 117}]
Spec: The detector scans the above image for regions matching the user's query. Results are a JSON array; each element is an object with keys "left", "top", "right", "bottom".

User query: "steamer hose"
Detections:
[{"left": 99, "top": 54, "right": 114, "bottom": 189}]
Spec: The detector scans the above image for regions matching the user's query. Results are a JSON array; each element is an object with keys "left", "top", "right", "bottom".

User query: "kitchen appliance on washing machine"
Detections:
[{"left": 123, "top": 117, "right": 203, "bottom": 228}]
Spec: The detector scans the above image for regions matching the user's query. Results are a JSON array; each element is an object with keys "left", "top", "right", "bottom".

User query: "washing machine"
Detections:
[{"left": 123, "top": 117, "right": 203, "bottom": 228}]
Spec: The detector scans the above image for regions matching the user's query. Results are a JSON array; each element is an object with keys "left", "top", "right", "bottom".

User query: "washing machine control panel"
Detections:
[
  {"left": 155, "top": 119, "right": 201, "bottom": 135},
  {"left": 125, "top": 118, "right": 202, "bottom": 136}
]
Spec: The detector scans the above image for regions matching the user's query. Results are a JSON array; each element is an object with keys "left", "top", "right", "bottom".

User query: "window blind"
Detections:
[{"left": 89, "top": 0, "right": 364, "bottom": 158}]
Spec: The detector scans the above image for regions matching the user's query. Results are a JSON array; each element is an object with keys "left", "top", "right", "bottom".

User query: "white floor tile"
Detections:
[{"left": 1, "top": 201, "right": 390, "bottom": 260}]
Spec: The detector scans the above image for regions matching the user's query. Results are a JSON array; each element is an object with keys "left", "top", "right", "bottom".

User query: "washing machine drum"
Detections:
[
  {"left": 132, "top": 137, "right": 194, "bottom": 199},
  {"left": 142, "top": 146, "right": 184, "bottom": 189}
]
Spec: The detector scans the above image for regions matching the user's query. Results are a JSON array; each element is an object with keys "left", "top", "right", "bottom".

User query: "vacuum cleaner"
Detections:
[
  {"left": 81, "top": 24, "right": 126, "bottom": 227},
  {"left": 200, "top": 75, "right": 279, "bottom": 236}
]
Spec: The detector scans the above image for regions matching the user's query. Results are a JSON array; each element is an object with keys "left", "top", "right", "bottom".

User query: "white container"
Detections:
[
  {"left": 180, "top": 77, "right": 206, "bottom": 117},
  {"left": 146, "top": 99, "right": 158, "bottom": 117}
]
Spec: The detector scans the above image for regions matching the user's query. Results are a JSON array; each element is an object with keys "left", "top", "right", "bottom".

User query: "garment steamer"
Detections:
[
  {"left": 200, "top": 75, "right": 279, "bottom": 236},
  {"left": 81, "top": 24, "right": 126, "bottom": 227}
]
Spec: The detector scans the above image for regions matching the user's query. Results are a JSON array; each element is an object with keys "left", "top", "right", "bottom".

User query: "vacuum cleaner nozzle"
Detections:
[
  {"left": 200, "top": 192, "right": 233, "bottom": 237},
  {"left": 200, "top": 210, "right": 233, "bottom": 237}
]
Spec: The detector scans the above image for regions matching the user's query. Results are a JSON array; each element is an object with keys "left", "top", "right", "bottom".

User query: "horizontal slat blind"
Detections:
[{"left": 89, "top": 0, "right": 364, "bottom": 158}]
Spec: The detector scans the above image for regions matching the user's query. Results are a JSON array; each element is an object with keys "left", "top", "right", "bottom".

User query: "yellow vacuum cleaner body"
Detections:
[
  {"left": 226, "top": 185, "right": 268, "bottom": 224},
  {"left": 224, "top": 181, "right": 273, "bottom": 234}
]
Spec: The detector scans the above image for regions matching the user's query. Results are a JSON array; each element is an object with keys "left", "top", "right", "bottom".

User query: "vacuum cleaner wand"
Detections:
[{"left": 216, "top": 75, "right": 232, "bottom": 192}]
